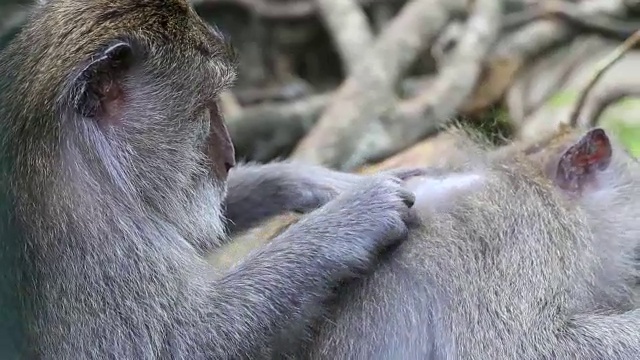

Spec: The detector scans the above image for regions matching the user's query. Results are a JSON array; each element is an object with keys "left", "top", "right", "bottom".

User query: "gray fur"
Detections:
[
  {"left": 299, "top": 129, "right": 640, "bottom": 359},
  {"left": 0, "top": 1, "right": 417, "bottom": 358}
]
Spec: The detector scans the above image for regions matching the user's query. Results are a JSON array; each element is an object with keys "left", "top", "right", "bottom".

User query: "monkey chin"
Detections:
[{"left": 191, "top": 166, "right": 227, "bottom": 208}]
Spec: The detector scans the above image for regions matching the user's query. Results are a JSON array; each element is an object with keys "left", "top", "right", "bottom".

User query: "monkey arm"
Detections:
[
  {"left": 202, "top": 241, "right": 336, "bottom": 357},
  {"left": 191, "top": 195, "right": 409, "bottom": 358},
  {"left": 223, "top": 162, "right": 360, "bottom": 234}
]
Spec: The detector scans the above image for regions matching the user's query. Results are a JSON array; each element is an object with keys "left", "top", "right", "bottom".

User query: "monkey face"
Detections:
[
  {"left": 6, "top": 0, "right": 237, "bottom": 202},
  {"left": 0, "top": 0, "right": 238, "bottom": 237}
]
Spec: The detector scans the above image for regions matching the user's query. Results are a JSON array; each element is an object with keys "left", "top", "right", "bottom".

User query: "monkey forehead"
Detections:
[{"left": 28, "top": 0, "right": 235, "bottom": 80}]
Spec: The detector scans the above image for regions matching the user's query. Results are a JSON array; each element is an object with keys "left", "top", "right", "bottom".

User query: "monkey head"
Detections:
[{"left": 1, "top": 0, "right": 238, "bottom": 229}]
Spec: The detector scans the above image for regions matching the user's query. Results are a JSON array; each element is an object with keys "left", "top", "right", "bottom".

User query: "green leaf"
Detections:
[
  {"left": 546, "top": 91, "right": 578, "bottom": 108},
  {"left": 604, "top": 120, "right": 640, "bottom": 157}
]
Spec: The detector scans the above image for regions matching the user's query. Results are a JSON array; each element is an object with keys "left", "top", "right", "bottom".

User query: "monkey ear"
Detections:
[
  {"left": 553, "top": 128, "right": 612, "bottom": 192},
  {"left": 69, "top": 41, "right": 134, "bottom": 120}
]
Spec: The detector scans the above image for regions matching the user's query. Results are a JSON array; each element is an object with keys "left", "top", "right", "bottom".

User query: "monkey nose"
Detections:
[
  {"left": 224, "top": 148, "right": 236, "bottom": 173},
  {"left": 225, "top": 160, "right": 235, "bottom": 173}
]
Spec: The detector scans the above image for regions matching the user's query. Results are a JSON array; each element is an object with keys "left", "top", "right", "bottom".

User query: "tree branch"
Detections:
[
  {"left": 569, "top": 29, "right": 640, "bottom": 127},
  {"left": 503, "top": 1, "right": 640, "bottom": 40},
  {"left": 363, "top": 0, "right": 502, "bottom": 164},
  {"left": 291, "top": 0, "right": 465, "bottom": 168},
  {"left": 580, "top": 85, "right": 640, "bottom": 128},
  {"left": 229, "top": 76, "right": 441, "bottom": 162},
  {"left": 316, "top": 0, "right": 374, "bottom": 75},
  {"left": 494, "top": 0, "right": 629, "bottom": 61},
  {"left": 191, "top": 0, "right": 405, "bottom": 20},
  {"left": 228, "top": 94, "right": 330, "bottom": 161}
]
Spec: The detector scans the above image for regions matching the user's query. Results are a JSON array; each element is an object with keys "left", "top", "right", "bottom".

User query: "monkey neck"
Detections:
[{"left": 15, "top": 140, "right": 224, "bottom": 282}]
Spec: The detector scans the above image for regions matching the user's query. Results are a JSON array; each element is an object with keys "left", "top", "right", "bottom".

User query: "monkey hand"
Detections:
[
  {"left": 290, "top": 166, "right": 426, "bottom": 215},
  {"left": 296, "top": 174, "right": 417, "bottom": 274},
  {"left": 224, "top": 164, "right": 425, "bottom": 234}
]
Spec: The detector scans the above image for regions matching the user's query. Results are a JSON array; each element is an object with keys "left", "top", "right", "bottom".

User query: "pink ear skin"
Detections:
[
  {"left": 554, "top": 128, "right": 612, "bottom": 193},
  {"left": 70, "top": 41, "right": 133, "bottom": 127}
]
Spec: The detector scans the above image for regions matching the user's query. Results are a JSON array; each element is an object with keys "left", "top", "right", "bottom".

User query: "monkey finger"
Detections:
[
  {"left": 382, "top": 167, "right": 431, "bottom": 181},
  {"left": 401, "top": 208, "right": 422, "bottom": 228},
  {"left": 399, "top": 188, "right": 416, "bottom": 208}
]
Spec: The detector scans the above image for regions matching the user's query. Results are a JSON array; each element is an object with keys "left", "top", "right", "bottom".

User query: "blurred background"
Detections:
[{"left": 2, "top": 0, "right": 640, "bottom": 172}]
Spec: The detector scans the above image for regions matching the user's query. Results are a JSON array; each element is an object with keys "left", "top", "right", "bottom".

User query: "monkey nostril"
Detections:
[{"left": 225, "top": 161, "right": 235, "bottom": 173}]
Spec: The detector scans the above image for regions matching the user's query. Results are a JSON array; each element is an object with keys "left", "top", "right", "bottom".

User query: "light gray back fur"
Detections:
[{"left": 300, "top": 129, "right": 640, "bottom": 360}]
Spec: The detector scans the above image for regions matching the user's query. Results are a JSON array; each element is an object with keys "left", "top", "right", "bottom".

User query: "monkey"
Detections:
[
  {"left": 0, "top": 0, "right": 423, "bottom": 358},
  {"left": 269, "top": 126, "right": 640, "bottom": 359}
]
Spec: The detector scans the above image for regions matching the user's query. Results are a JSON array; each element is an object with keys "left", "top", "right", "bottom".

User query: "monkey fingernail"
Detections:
[{"left": 402, "top": 194, "right": 416, "bottom": 208}]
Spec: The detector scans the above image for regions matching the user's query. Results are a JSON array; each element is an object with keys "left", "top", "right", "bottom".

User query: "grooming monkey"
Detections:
[
  {"left": 267, "top": 126, "right": 640, "bottom": 359},
  {"left": 0, "top": 0, "right": 423, "bottom": 358}
]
